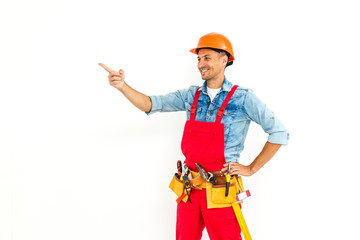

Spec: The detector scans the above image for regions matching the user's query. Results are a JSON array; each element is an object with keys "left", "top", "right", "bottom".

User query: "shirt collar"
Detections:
[{"left": 199, "top": 76, "right": 233, "bottom": 94}]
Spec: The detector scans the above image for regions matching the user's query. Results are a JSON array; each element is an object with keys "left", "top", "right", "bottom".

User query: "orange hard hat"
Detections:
[{"left": 190, "top": 32, "right": 235, "bottom": 62}]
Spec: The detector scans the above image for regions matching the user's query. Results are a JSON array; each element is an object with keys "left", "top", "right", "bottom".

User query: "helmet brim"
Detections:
[{"left": 189, "top": 48, "right": 234, "bottom": 62}]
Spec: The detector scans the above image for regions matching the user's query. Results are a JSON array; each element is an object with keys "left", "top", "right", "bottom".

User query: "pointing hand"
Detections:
[{"left": 99, "top": 63, "right": 125, "bottom": 90}]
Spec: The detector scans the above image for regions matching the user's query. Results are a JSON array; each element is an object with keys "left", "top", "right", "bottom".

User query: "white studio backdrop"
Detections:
[{"left": 1, "top": 0, "right": 360, "bottom": 239}]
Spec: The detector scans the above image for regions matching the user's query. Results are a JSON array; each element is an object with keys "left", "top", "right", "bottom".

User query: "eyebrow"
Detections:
[{"left": 197, "top": 54, "right": 211, "bottom": 59}]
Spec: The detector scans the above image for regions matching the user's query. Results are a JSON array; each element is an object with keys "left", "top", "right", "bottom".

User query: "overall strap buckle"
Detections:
[
  {"left": 190, "top": 105, "right": 197, "bottom": 115},
  {"left": 216, "top": 108, "right": 225, "bottom": 118}
]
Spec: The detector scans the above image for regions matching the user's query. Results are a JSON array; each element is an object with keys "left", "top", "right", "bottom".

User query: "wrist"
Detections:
[{"left": 118, "top": 81, "right": 127, "bottom": 92}]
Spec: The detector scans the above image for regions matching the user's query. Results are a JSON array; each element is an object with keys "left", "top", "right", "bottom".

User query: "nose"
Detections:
[{"left": 198, "top": 59, "right": 206, "bottom": 68}]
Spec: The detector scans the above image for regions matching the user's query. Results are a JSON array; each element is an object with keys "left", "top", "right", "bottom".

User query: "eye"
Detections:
[{"left": 205, "top": 56, "right": 210, "bottom": 60}]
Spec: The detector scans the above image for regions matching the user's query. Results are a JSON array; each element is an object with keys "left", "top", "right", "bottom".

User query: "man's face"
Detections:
[{"left": 197, "top": 48, "right": 227, "bottom": 81}]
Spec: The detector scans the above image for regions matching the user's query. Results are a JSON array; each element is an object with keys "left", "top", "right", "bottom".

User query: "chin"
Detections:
[{"left": 200, "top": 74, "right": 210, "bottom": 81}]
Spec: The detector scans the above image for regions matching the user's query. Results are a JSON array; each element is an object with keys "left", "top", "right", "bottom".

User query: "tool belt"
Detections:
[
  {"left": 169, "top": 162, "right": 253, "bottom": 239},
  {"left": 169, "top": 169, "right": 244, "bottom": 209}
]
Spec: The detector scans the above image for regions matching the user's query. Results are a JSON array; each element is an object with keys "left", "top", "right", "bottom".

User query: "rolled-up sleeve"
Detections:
[
  {"left": 145, "top": 88, "right": 190, "bottom": 115},
  {"left": 243, "top": 90, "right": 289, "bottom": 145}
]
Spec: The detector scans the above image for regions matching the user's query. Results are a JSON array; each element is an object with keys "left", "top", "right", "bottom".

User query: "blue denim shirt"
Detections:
[{"left": 146, "top": 77, "right": 289, "bottom": 163}]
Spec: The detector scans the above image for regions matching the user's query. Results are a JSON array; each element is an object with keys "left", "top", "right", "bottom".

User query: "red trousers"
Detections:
[{"left": 176, "top": 188, "right": 242, "bottom": 240}]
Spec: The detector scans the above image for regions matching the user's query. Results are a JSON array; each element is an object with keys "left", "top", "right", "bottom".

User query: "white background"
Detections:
[{"left": 1, "top": 0, "right": 360, "bottom": 239}]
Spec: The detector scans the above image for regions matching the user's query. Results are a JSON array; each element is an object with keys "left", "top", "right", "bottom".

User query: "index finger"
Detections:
[{"left": 98, "top": 63, "right": 115, "bottom": 73}]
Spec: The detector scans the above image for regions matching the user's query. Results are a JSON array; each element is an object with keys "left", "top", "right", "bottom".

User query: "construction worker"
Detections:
[{"left": 99, "top": 32, "right": 289, "bottom": 240}]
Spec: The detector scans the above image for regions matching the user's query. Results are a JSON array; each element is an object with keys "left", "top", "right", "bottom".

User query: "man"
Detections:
[{"left": 99, "top": 32, "right": 289, "bottom": 240}]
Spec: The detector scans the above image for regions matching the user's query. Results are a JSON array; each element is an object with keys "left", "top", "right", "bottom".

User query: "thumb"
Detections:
[{"left": 119, "top": 69, "right": 124, "bottom": 74}]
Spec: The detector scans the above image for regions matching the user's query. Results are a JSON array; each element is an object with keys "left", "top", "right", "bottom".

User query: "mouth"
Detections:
[{"left": 200, "top": 68, "right": 209, "bottom": 74}]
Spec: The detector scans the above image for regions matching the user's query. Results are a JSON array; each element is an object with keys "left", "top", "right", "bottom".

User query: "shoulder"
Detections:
[
  {"left": 176, "top": 85, "right": 198, "bottom": 95},
  {"left": 175, "top": 85, "right": 199, "bottom": 103},
  {"left": 234, "top": 86, "right": 251, "bottom": 94},
  {"left": 225, "top": 78, "right": 252, "bottom": 97},
  {"left": 231, "top": 86, "right": 254, "bottom": 100},
  {"left": 225, "top": 85, "right": 261, "bottom": 110},
  {"left": 187, "top": 85, "right": 200, "bottom": 96},
  {"left": 189, "top": 85, "right": 200, "bottom": 92}
]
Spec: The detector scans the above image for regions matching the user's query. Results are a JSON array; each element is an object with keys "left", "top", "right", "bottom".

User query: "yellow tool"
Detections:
[
  {"left": 232, "top": 175, "right": 252, "bottom": 240},
  {"left": 232, "top": 202, "right": 252, "bottom": 240},
  {"left": 225, "top": 163, "right": 231, "bottom": 196}
]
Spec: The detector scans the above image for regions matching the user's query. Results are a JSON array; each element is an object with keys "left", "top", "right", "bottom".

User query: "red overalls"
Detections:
[{"left": 177, "top": 85, "right": 242, "bottom": 240}]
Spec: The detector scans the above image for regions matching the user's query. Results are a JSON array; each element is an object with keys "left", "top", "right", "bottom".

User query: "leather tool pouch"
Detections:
[
  {"left": 206, "top": 176, "right": 242, "bottom": 209},
  {"left": 169, "top": 173, "right": 185, "bottom": 198},
  {"left": 211, "top": 183, "right": 236, "bottom": 204}
]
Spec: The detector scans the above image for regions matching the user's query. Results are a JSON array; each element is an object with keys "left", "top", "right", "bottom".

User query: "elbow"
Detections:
[{"left": 143, "top": 96, "right": 152, "bottom": 113}]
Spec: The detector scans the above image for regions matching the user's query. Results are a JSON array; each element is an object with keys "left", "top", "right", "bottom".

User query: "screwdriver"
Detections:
[{"left": 225, "top": 163, "right": 231, "bottom": 197}]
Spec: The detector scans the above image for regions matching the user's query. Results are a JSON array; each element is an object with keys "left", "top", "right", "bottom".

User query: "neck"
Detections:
[{"left": 206, "top": 75, "right": 225, "bottom": 89}]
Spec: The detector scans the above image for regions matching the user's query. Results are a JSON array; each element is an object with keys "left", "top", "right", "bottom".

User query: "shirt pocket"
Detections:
[{"left": 222, "top": 107, "right": 246, "bottom": 123}]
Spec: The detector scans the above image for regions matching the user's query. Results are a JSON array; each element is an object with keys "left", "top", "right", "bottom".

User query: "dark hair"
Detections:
[{"left": 196, "top": 48, "right": 233, "bottom": 67}]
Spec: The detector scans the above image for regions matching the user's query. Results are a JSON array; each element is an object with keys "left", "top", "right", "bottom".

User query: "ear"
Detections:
[{"left": 221, "top": 54, "right": 228, "bottom": 67}]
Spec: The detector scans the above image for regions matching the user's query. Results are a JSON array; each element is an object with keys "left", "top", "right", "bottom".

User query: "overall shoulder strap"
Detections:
[
  {"left": 190, "top": 87, "right": 202, "bottom": 121},
  {"left": 215, "top": 85, "right": 238, "bottom": 123}
]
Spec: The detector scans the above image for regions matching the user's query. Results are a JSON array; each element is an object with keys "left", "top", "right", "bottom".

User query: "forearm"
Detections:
[
  {"left": 119, "top": 82, "right": 152, "bottom": 112},
  {"left": 222, "top": 141, "right": 282, "bottom": 176},
  {"left": 249, "top": 141, "right": 281, "bottom": 175},
  {"left": 99, "top": 63, "right": 152, "bottom": 112}
]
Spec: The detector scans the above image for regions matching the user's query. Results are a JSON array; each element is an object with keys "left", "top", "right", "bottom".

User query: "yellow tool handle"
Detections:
[
  {"left": 225, "top": 174, "right": 231, "bottom": 196},
  {"left": 232, "top": 203, "right": 252, "bottom": 240}
]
